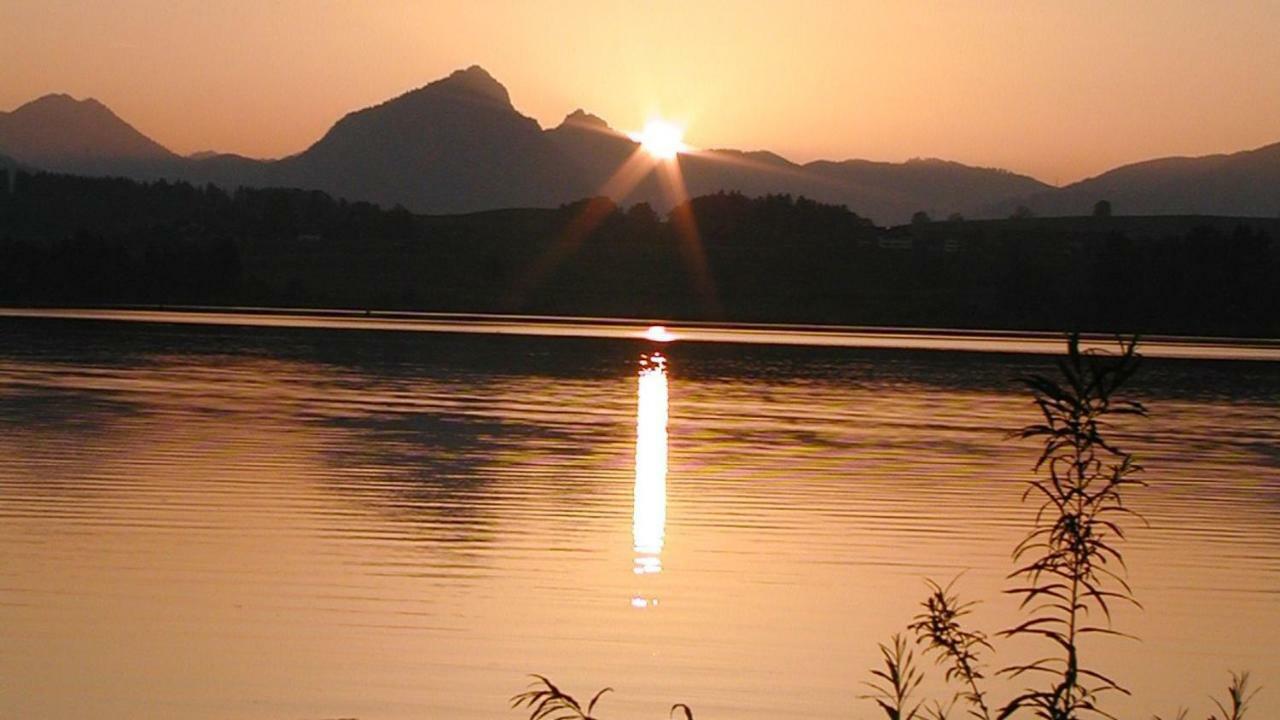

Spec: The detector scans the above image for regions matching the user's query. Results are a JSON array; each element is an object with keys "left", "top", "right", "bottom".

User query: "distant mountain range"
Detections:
[
  {"left": 985, "top": 142, "right": 1280, "bottom": 219},
  {"left": 2, "top": 66, "right": 1277, "bottom": 225}
]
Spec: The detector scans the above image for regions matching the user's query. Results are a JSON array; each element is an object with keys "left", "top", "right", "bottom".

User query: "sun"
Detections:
[{"left": 631, "top": 119, "right": 687, "bottom": 160}]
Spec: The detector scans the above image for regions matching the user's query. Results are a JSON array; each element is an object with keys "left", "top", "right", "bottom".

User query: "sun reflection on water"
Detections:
[{"left": 633, "top": 352, "right": 668, "bottom": 587}]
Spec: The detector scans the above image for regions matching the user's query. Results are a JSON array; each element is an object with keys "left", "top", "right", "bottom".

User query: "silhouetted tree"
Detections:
[
  {"left": 911, "top": 210, "right": 932, "bottom": 225},
  {"left": 1093, "top": 199, "right": 1113, "bottom": 217},
  {"left": 947, "top": 212, "right": 965, "bottom": 223},
  {"left": 263, "top": 192, "right": 297, "bottom": 237},
  {"left": 1011, "top": 205, "right": 1035, "bottom": 219},
  {"left": 626, "top": 202, "right": 659, "bottom": 227},
  {"left": 387, "top": 205, "right": 415, "bottom": 239}
]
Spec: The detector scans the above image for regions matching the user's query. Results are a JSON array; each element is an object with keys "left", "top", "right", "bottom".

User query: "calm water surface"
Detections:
[{"left": 0, "top": 316, "right": 1277, "bottom": 720}]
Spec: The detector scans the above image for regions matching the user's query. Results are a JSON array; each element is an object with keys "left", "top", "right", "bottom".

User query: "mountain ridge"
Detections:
[{"left": 2, "top": 67, "right": 1276, "bottom": 225}]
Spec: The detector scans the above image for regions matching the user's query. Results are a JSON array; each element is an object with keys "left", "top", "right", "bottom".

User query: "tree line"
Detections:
[{"left": 1, "top": 170, "right": 1276, "bottom": 336}]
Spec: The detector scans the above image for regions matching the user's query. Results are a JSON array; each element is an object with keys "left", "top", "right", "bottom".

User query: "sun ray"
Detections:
[
  {"left": 598, "top": 149, "right": 660, "bottom": 201},
  {"left": 501, "top": 195, "right": 618, "bottom": 310},
  {"left": 657, "top": 157, "right": 721, "bottom": 318},
  {"left": 504, "top": 116, "right": 720, "bottom": 317}
]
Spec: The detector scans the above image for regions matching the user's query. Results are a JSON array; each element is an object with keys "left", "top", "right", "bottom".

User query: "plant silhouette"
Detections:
[{"left": 998, "top": 334, "right": 1147, "bottom": 719}]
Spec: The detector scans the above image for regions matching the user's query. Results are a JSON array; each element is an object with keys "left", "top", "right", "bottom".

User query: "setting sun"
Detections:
[{"left": 631, "top": 119, "right": 687, "bottom": 160}]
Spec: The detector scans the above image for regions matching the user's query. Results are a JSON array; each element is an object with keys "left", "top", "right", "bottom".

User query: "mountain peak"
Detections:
[
  {"left": 430, "top": 65, "right": 512, "bottom": 107},
  {"left": 559, "top": 109, "right": 611, "bottom": 130},
  {"left": 0, "top": 93, "right": 175, "bottom": 164},
  {"left": 16, "top": 93, "right": 108, "bottom": 115}
]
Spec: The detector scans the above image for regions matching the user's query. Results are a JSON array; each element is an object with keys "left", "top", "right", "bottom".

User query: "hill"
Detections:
[{"left": 989, "top": 142, "right": 1280, "bottom": 218}]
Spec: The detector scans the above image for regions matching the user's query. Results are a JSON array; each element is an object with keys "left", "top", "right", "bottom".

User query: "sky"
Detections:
[{"left": 2, "top": 0, "right": 1278, "bottom": 185}]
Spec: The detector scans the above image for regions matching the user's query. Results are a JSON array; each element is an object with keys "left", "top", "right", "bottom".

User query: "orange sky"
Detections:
[{"left": 2, "top": 1, "right": 1278, "bottom": 185}]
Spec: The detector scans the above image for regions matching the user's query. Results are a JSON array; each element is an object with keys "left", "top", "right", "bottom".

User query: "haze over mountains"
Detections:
[{"left": 2, "top": 66, "right": 1277, "bottom": 225}]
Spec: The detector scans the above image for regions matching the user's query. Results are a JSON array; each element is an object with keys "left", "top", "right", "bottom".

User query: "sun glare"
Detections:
[
  {"left": 634, "top": 353, "right": 668, "bottom": 577},
  {"left": 645, "top": 325, "right": 675, "bottom": 342},
  {"left": 632, "top": 119, "right": 687, "bottom": 160}
]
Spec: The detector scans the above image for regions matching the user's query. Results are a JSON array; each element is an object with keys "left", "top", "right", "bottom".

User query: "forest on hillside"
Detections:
[{"left": 1, "top": 170, "right": 1277, "bottom": 336}]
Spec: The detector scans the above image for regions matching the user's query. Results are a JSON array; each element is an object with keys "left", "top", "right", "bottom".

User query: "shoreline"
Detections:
[{"left": 3, "top": 305, "right": 1279, "bottom": 361}]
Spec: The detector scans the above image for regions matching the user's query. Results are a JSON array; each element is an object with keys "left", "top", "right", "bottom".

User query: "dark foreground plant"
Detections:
[
  {"left": 861, "top": 633, "right": 925, "bottom": 720},
  {"left": 1152, "top": 672, "right": 1260, "bottom": 720},
  {"left": 1000, "top": 334, "right": 1147, "bottom": 718},
  {"left": 908, "top": 578, "right": 993, "bottom": 720},
  {"left": 510, "top": 675, "right": 694, "bottom": 720},
  {"left": 511, "top": 675, "right": 614, "bottom": 720},
  {"left": 864, "top": 334, "right": 1260, "bottom": 720},
  {"left": 1210, "top": 672, "right": 1259, "bottom": 720}
]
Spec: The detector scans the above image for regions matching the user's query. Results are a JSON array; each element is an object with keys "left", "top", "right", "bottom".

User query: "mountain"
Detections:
[
  {"left": 0, "top": 93, "right": 177, "bottom": 174},
  {"left": 804, "top": 158, "right": 1051, "bottom": 221},
  {"left": 273, "top": 66, "right": 583, "bottom": 212},
  {"left": 540, "top": 112, "right": 1050, "bottom": 223},
  {"left": 988, "top": 142, "right": 1280, "bottom": 219},
  {"left": 662, "top": 154, "right": 1048, "bottom": 225},
  {"left": 2, "top": 68, "right": 1277, "bottom": 224},
  {"left": 545, "top": 109, "right": 639, "bottom": 185},
  {"left": 544, "top": 109, "right": 669, "bottom": 205}
]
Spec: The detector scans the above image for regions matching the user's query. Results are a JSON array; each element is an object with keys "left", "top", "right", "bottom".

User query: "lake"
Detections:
[{"left": 1, "top": 312, "right": 1277, "bottom": 720}]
